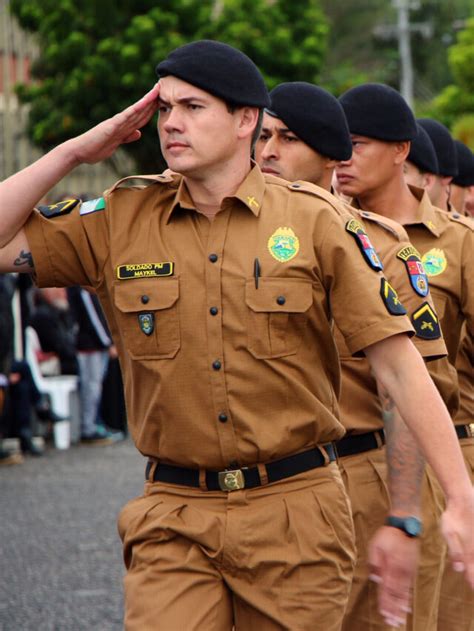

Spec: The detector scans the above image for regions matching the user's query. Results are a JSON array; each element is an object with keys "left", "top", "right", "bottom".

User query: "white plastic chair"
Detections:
[{"left": 24, "top": 326, "right": 79, "bottom": 448}]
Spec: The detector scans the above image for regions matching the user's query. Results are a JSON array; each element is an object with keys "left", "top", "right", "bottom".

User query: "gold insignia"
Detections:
[
  {"left": 268, "top": 227, "right": 300, "bottom": 263},
  {"left": 247, "top": 196, "right": 259, "bottom": 209},
  {"left": 421, "top": 248, "right": 447, "bottom": 277}
]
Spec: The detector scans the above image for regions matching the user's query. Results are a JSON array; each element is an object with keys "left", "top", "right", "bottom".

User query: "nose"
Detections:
[
  {"left": 337, "top": 154, "right": 352, "bottom": 167},
  {"left": 162, "top": 106, "right": 184, "bottom": 134},
  {"left": 260, "top": 136, "right": 279, "bottom": 162}
]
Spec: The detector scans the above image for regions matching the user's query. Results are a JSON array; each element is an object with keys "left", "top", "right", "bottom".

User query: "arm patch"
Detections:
[
  {"left": 411, "top": 303, "right": 441, "bottom": 339},
  {"left": 37, "top": 198, "right": 80, "bottom": 219},
  {"left": 396, "top": 246, "right": 430, "bottom": 297},
  {"left": 380, "top": 278, "right": 407, "bottom": 315},
  {"left": 346, "top": 218, "right": 384, "bottom": 271}
]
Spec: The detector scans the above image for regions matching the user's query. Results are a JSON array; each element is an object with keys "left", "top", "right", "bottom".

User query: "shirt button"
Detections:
[
  {"left": 141, "top": 295, "right": 150, "bottom": 304},
  {"left": 210, "top": 307, "right": 218, "bottom": 316},
  {"left": 209, "top": 253, "right": 218, "bottom": 263},
  {"left": 229, "top": 461, "right": 239, "bottom": 469},
  {"left": 218, "top": 413, "right": 228, "bottom": 423},
  {"left": 212, "top": 360, "right": 222, "bottom": 371},
  {"left": 276, "top": 295, "right": 286, "bottom": 305}
]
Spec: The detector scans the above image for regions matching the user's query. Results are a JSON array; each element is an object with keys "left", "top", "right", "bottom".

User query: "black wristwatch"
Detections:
[{"left": 385, "top": 515, "right": 423, "bottom": 538}]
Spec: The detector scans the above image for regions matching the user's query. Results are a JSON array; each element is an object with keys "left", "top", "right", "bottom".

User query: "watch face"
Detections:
[{"left": 405, "top": 517, "right": 422, "bottom": 537}]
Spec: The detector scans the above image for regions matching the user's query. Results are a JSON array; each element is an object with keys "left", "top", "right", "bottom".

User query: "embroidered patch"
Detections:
[
  {"left": 80, "top": 197, "right": 106, "bottom": 216},
  {"left": 421, "top": 248, "right": 447, "bottom": 277},
  {"left": 411, "top": 303, "right": 441, "bottom": 339},
  {"left": 380, "top": 278, "right": 407, "bottom": 315},
  {"left": 267, "top": 227, "right": 300, "bottom": 262},
  {"left": 345, "top": 218, "right": 383, "bottom": 271},
  {"left": 38, "top": 198, "right": 79, "bottom": 219},
  {"left": 396, "top": 245, "right": 429, "bottom": 297},
  {"left": 138, "top": 313, "right": 154, "bottom": 336},
  {"left": 117, "top": 263, "right": 174, "bottom": 280}
]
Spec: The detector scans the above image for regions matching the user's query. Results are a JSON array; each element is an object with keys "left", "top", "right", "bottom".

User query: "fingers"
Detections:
[
  {"left": 441, "top": 507, "right": 474, "bottom": 589},
  {"left": 377, "top": 566, "right": 412, "bottom": 628}
]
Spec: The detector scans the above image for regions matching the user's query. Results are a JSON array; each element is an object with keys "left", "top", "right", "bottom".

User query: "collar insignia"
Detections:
[
  {"left": 268, "top": 227, "right": 300, "bottom": 262},
  {"left": 247, "top": 196, "right": 259, "bottom": 209},
  {"left": 421, "top": 249, "right": 447, "bottom": 277}
]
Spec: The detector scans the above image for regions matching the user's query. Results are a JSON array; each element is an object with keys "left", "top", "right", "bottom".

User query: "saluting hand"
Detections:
[
  {"left": 441, "top": 487, "right": 474, "bottom": 589},
  {"left": 67, "top": 83, "right": 160, "bottom": 166},
  {"left": 368, "top": 526, "right": 420, "bottom": 628}
]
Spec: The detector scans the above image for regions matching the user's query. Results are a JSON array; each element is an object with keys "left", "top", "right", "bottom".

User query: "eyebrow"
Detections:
[
  {"left": 158, "top": 96, "right": 207, "bottom": 107},
  {"left": 261, "top": 126, "right": 294, "bottom": 135}
]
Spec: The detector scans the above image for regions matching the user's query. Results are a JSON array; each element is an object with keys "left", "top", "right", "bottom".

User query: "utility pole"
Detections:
[{"left": 395, "top": 0, "right": 414, "bottom": 107}]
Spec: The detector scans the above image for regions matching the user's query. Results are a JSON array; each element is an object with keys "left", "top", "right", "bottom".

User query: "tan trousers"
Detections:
[
  {"left": 338, "top": 447, "right": 446, "bottom": 631},
  {"left": 118, "top": 462, "right": 355, "bottom": 631},
  {"left": 437, "top": 438, "right": 474, "bottom": 631}
]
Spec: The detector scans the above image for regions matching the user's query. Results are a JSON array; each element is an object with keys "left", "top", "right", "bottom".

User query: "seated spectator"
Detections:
[
  {"left": 29, "top": 287, "right": 78, "bottom": 375},
  {"left": 67, "top": 286, "right": 123, "bottom": 445}
]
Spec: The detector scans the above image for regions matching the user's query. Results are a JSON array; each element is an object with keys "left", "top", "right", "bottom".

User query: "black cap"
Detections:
[
  {"left": 452, "top": 140, "right": 474, "bottom": 187},
  {"left": 339, "top": 83, "right": 417, "bottom": 141},
  {"left": 407, "top": 123, "right": 439, "bottom": 174},
  {"left": 156, "top": 40, "right": 270, "bottom": 109},
  {"left": 266, "top": 82, "right": 352, "bottom": 161},
  {"left": 417, "top": 118, "right": 458, "bottom": 178}
]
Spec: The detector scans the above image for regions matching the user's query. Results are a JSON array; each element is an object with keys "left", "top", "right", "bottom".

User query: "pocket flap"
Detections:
[
  {"left": 245, "top": 278, "right": 313, "bottom": 313},
  {"left": 114, "top": 279, "right": 179, "bottom": 313}
]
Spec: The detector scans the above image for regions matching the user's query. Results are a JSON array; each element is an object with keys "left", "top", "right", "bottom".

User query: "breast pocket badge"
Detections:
[{"left": 138, "top": 313, "right": 155, "bottom": 336}]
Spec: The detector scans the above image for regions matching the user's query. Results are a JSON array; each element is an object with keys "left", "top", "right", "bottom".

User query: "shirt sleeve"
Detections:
[
  {"left": 24, "top": 198, "right": 110, "bottom": 289},
  {"left": 317, "top": 211, "right": 414, "bottom": 355}
]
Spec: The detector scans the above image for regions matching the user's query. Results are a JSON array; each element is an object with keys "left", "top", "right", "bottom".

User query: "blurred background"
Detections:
[{"left": 0, "top": 0, "right": 473, "bottom": 195}]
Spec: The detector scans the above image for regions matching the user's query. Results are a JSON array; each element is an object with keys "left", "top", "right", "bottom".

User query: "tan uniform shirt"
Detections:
[
  {"left": 332, "top": 208, "right": 447, "bottom": 433},
  {"left": 24, "top": 166, "right": 413, "bottom": 468},
  {"left": 455, "top": 327, "right": 474, "bottom": 427}
]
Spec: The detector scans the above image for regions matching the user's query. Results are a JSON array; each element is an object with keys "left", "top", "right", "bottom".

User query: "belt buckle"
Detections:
[{"left": 218, "top": 468, "right": 245, "bottom": 491}]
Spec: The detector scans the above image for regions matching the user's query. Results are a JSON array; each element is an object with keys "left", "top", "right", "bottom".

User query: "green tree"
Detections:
[
  {"left": 11, "top": 0, "right": 328, "bottom": 174},
  {"left": 430, "top": 17, "right": 474, "bottom": 146}
]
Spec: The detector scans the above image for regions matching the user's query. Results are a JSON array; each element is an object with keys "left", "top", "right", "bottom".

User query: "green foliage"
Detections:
[
  {"left": 430, "top": 18, "right": 474, "bottom": 130},
  {"left": 11, "top": 0, "right": 327, "bottom": 173}
]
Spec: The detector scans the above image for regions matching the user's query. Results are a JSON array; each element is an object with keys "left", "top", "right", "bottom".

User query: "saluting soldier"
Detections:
[
  {"left": 337, "top": 83, "right": 474, "bottom": 631},
  {"left": 0, "top": 45, "right": 473, "bottom": 631}
]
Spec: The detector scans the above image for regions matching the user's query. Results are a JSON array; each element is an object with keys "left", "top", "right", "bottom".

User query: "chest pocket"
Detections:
[
  {"left": 113, "top": 279, "right": 180, "bottom": 359},
  {"left": 245, "top": 278, "right": 313, "bottom": 359}
]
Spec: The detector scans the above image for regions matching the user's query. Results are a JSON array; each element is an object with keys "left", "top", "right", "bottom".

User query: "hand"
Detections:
[
  {"left": 368, "top": 525, "right": 420, "bottom": 628},
  {"left": 108, "top": 345, "right": 118, "bottom": 359},
  {"left": 67, "top": 83, "right": 160, "bottom": 165},
  {"left": 441, "top": 487, "right": 474, "bottom": 589}
]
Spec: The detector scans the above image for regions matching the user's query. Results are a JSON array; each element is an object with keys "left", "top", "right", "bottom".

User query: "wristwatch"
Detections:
[{"left": 385, "top": 515, "right": 423, "bottom": 538}]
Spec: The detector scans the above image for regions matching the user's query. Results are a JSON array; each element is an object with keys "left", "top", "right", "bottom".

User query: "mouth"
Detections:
[
  {"left": 166, "top": 142, "right": 189, "bottom": 151},
  {"left": 336, "top": 173, "right": 354, "bottom": 184},
  {"left": 261, "top": 166, "right": 280, "bottom": 176}
]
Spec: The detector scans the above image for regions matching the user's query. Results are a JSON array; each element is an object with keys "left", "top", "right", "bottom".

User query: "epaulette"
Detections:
[
  {"left": 107, "top": 172, "right": 177, "bottom": 194},
  {"left": 448, "top": 212, "right": 474, "bottom": 231},
  {"left": 355, "top": 209, "right": 408, "bottom": 241},
  {"left": 286, "top": 181, "right": 348, "bottom": 215}
]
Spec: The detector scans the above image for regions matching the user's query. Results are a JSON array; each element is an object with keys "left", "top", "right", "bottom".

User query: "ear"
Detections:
[
  {"left": 423, "top": 172, "right": 436, "bottom": 190},
  {"left": 237, "top": 107, "right": 260, "bottom": 141},
  {"left": 394, "top": 141, "right": 411, "bottom": 165},
  {"left": 325, "top": 158, "right": 338, "bottom": 170}
]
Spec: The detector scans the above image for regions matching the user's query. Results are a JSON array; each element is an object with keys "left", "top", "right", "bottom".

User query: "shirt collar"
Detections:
[
  {"left": 405, "top": 185, "right": 444, "bottom": 237},
  {"left": 165, "top": 162, "right": 265, "bottom": 224}
]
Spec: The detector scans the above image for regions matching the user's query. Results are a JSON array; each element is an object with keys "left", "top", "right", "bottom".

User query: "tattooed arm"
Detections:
[
  {"left": 365, "top": 333, "right": 474, "bottom": 589},
  {"left": 0, "top": 230, "right": 34, "bottom": 273}
]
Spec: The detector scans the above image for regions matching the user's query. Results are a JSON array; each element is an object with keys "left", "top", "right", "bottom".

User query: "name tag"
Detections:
[{"left": 117, "top": 262, "right": 174, "bottom": 280}]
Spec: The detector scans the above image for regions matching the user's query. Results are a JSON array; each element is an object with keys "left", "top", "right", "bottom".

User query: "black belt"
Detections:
[
  {"left": 455, "top": 424, "right": 474, "bottom": 440},
  {"left": 334, "top": 429, "right": 385, "bottom": 458},
  {"left": 146, "top": 444, "right": 336, "bottom": 492}
]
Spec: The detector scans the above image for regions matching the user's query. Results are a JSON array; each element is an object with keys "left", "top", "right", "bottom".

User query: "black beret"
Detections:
[
  {"left": 156, "top": 40, "right": 270, "bottom": 109},
  {"left": 407, "top": 123, "right": 439, "bottom": 174},
  {"left": 267, "top": 82, "right": 352, "bottom": 161},
  {"left": 417, "top": 119, "right": 458, "bottom": 178},
  {"left": 339, "top": 83, "right": 417, "bottom": 141},
  {"left": 452, "top": 140, "right": 474, "bottom": 187}
]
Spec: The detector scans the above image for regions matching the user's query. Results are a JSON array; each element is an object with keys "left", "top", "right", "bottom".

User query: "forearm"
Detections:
[
  {"left": 0, "top": 142, "right": 79, "bottom": 247},
  {"left": 378, "top": 388, "right": 425, "bottom": 517},
  {"left": 367, "top": 335, "right": 471, "bottom": 504}
]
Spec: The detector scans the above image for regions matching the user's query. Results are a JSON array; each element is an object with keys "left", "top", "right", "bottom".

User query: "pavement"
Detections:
[{"left": 0, "top": 436, "right": 145, "bottom": 631}]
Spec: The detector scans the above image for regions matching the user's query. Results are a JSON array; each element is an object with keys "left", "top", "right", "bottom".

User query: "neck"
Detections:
[
  {"left": 356, "top": 173, "right": 419, "bottom": 224},
  {"left": 317, "top": 169, "right": 333, "bottom": 192},
  {"left": 184, "top": 152, "right": 252, "bottom": 214}
]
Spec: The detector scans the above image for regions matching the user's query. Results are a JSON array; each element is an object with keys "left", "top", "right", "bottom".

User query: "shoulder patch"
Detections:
[
  {"left": 396, "top": 245, "right": 429, "bottom": 297},
  {"left": 37, "top": 198, "right": 79, "bottom": 219},
  {"left": 346, "top": 218, "right": 384, "bottom": 271},
  {"left": 380, "top": 278, "right": 407, "bottom": 315},
  {"left": 411, "top": 302, "right": 441, "bottom": 339},
  {"left": 80, "top": 197, "right": 106, "bottom": 216},
  {"left": 449, "top": 212, "right": 474, "bottom": 231}
]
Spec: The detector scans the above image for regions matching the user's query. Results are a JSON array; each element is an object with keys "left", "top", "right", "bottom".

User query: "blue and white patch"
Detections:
[
  {"left": 345, "top": 218, "right": 384, "bottom": 271},
  {"left": 396, "top": 245, "right": 429, "bottom": 297},
  {"left": 80, "top": 197, "right": 106, "bottom": 216}
]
